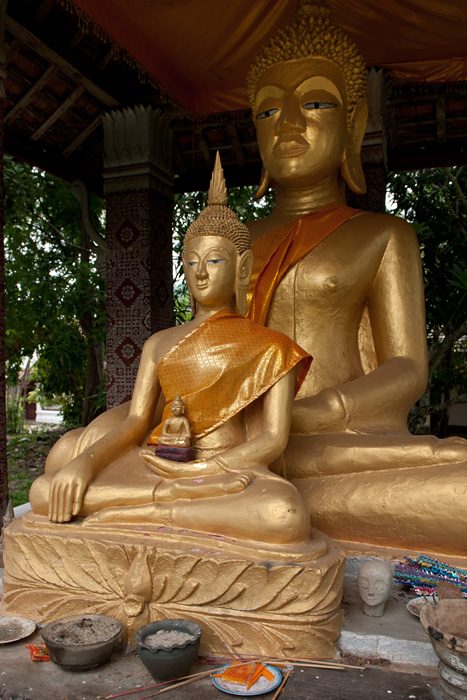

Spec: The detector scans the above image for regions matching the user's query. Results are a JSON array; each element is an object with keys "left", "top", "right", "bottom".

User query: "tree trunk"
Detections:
[{"left": 430, "top": 405, "right": 450, "bottom": 437}]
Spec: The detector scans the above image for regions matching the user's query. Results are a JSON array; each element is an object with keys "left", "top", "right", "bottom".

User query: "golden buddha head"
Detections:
[
  {"left": 246, "top": 3, "right": 368, "bottom": 196},
  {"left": 183, "top": 153, "right": 253, "bottom": 316},
  {"left": 171, "top": 396, "right": 184, "bottom": 415}
]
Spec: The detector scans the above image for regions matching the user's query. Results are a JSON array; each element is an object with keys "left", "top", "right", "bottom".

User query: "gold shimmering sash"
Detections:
[
  {"left": 148, "top": 309, "right": 311, "bottom": 444},
  {"left": 247, "top": 203, "right": 358, "bottom": 326}
]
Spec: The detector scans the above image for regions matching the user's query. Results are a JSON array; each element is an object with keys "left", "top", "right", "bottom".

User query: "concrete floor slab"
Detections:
[{"left": 0, "top": 628, "right": 436, "bottom": 700}]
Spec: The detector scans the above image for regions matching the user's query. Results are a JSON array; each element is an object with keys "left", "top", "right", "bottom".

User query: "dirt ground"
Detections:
[{"left": 7, "top": 426, "right": 66, "bottom": 507}]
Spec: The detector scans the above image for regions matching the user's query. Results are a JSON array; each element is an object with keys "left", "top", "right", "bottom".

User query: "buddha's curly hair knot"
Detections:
[{"left": 246, "top": 3, "right": 367, "bottom": 127}]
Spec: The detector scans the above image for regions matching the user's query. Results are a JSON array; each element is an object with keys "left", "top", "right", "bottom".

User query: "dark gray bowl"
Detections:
[
  {"left": 41, "top": 614, "right": 122, "bottom": 670},
  {"left": 135, "top": 619, "right": 202, "bottom": 680}
]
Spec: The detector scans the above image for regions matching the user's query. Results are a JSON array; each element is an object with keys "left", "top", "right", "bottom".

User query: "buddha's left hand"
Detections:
[
  {"left": 291, "top": 388, "right": 347, "bottom": 433},
  {"left": 139, "top": 449, "right": 222, "bottom": 478}
]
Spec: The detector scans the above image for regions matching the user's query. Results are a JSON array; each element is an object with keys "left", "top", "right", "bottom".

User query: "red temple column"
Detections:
[
  {"left": 0, "top": 109, "right": 6, "bottom": 519},
  {"left": 103, "top": 106, "right": 174, "bottom": 408}
]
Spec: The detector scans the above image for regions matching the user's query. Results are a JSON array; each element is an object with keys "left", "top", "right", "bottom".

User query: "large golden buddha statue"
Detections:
[
  {"left": 26, "top": 3, "right": 466, "bottom": 560},
  {"left": 243, "top": 3, "right": 467, "bottom": 558},
  {"left": 3, "top": 156, "right": 345, "bottom": 657},
  {"left": 29, "top": 154, "right": 312, "bottom": 546}
]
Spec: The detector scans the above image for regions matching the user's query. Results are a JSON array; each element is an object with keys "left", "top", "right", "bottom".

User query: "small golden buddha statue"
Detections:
[
  {"left": 158, "top": 397, "right": 191, "bottom": 448},
  {"left": 155, "top": 395, "right": 194, "bottom": 461},
  {"left": 29, "top": 154, "right": 311, "bottom": 546},
  {"left": 243, "top": 3, "right": 467, "bottom": 557}
]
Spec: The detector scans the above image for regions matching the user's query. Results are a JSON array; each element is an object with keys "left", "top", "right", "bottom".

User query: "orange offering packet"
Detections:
[
  {"left": 25, "top": 643, "right": 50, "bottom": 661},
  {"left": 221, "top": 662, "right": 257, "bottom": 684}
]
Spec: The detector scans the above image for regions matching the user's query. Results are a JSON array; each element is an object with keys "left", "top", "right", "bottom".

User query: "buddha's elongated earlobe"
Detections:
[
  {"left": 254, "top": 165, "right": 272, "bottom": 200},
  {"left": 341, "top": 97, "right": 368, "bottom": 195},
  {"left": 183, "top": 259, "right": 197, "bottom": 317},
  {"left": 235, "top": 249, "right": 254, "bottom": 316},
  {"left": 189, "top": 291, "right": 196, "bottom": 318}
]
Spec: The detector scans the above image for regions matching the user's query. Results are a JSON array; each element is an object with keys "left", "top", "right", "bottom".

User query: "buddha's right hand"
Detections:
[
  {"left": 139, "top": 449, "right": 221, "bottom": 478},
  {"left": 48, "top": 456, "right": 94, "bottom": 522}
]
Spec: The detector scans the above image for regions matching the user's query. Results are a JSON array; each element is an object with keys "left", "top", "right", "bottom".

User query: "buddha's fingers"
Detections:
[
  {"left": 48, "top": 482, "right": 57, "bottom": 521},
  {"left": 139, "top": 450, "right": 178, "bottom": 477},
  {"left": 57, "top": 485, "right": 66, "bottom": 522},
  {"left": 59, "top": 484, "right": 71, "bottom": 522},
  {"left": 61, "top": 483, "right": 74, "bottom": 522},
  {"left": 50, "top": 482, "right": 63, "bottom": 522},
  {"left": 223, "top": 472, "right": 255, "bottom": 494},
  {"left": 48, "top": 478, "right": 81, "bottom": 522},
  {"left": 72, "top": 484, "right": 85, "bottom": 519},
  {"left": 139, "top": 449, "right": 217, "bottom": 478}
]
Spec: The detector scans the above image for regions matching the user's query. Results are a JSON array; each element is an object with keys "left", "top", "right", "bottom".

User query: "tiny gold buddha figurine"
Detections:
[
  {"left": 158, "top": 396, "right": 191, "bottom": 448},
  {"left": 155, "top": 396, "right": 194, "bottom": 461},
  {"left": 29, "top": 154, "right": 312, "bottom": 546},
  {"left": 243, "top": 2, "right": 467, "bottom": 557}
]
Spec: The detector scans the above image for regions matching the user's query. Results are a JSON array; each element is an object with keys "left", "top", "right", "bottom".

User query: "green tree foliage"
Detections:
[
  {"left": 387, "top": 167, "right": 467, "bottom": 435},
  {"left": 171, "top": 185, "right": 275, "bottom": 322},
  {"left": 4, "top": 155, "right": 106, "bottom": 427}
]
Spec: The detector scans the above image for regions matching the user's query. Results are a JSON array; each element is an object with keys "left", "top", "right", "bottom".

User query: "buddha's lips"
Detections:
[{"left": 273, "top": 135, "right": 309, "bottom": 157}]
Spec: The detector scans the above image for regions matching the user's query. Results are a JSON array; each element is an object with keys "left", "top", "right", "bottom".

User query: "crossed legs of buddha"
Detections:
[
  {"left": 284, "top": 432, "right": 467, "bottom": 554},
  {"left": 84, "top": 474, "right": 310, "bottom": 545}
]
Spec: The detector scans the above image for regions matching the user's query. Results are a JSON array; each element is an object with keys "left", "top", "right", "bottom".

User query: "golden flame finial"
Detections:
[
  {"left": 207, "top": 151, "right": 228, "bottom": 206},
  {"left": 183, "top": 150, "right": 251, "bottom": 256}
]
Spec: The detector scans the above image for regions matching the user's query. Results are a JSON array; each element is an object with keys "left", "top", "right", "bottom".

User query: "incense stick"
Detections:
[
  {"left": 268, "top": 661, "right": 345, "bottom": 671},
  {"left": 98, "top": 655, "right": 363, "bottom": 700},
  {"left": 271, "top": 669, "right": 292, "bottom": 700},
  {"left": 98, "top": 663, "right": 233, "bottom": 699},
  {"left": 120, "top": 660, "right": 263, "bottom": 700},
  {"left": 264, "top": 657, "right": 365, "bottom": 670},
  {"left": 203, "top": 654, "right": 365, "bottom": 671}
]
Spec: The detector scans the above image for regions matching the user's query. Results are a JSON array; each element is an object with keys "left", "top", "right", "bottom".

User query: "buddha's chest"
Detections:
[{"left": 266, "top": 231, "right": 383, "bottom": 341}]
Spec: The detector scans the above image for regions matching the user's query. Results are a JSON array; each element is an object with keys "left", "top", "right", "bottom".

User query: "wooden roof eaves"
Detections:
[
  {"left": 6, "top": 15, "right": 119, "bottom": 108},
  {"left": 5, "top": 64, "right": 57, "bottom": 125},
  {"left": 31, "top": 83, "right": 85, "bottom": 140}
]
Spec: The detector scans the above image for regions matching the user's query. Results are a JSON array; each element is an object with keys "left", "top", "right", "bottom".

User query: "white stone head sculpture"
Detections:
[{"left": 357, "top": 560, "right": 392, "bottom": 617}]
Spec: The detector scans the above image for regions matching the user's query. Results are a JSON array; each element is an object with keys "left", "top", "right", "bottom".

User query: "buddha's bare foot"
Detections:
[
  {"left": 155, "top": 472, "right": 255, "bottom": 502},
  {"left": 435, "top": 436, "right": 467, "bottom": 464},
  {"left": 83, "top": 502, "right": 170, "bottom": 526}
]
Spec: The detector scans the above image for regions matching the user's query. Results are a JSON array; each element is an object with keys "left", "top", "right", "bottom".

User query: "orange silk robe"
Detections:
[
  {"left": 148, "top": 308, "right": 311, "bottom": 444},
  {"left": 247, "top": 203, "right": 358, "bottom": 326}
]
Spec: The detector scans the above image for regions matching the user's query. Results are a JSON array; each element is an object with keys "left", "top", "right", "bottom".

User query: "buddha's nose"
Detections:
[
  {"left": 196, "top": 266, "right": 208, "bottom": 279},
  {"left": 276, "top": 98, "right": 306, "bottom": 134}
]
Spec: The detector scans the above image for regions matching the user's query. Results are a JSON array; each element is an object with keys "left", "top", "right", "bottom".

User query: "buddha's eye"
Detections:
[
  {"left": 256, "top": 108, "right": 279, "bottom": 120},
  {"left": 186, "top": 261, "right": 198, "bottom": 267},
  {"left": 303, "top": 101, "right": 336, "bottom": 110},
  {"left": 207, "top": 258, "right": 225, "bottom": 264}
]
